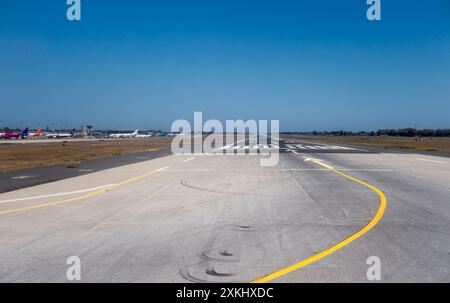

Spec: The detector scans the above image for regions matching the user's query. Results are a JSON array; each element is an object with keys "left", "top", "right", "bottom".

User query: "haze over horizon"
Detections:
[{"left": 1, "top": 1, "right": 449, "bottom": 131}]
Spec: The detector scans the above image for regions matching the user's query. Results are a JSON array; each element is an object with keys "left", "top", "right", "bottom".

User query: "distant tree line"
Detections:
[
  {"left": 283, "top": 128, "right": 450, "bottom": 137},
  {"left": 376, "top": 128, "right": 450, "bottom": 137}
]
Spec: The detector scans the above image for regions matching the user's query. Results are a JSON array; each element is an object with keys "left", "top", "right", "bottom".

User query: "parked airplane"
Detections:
[
  {"left": 109, "top": 129, "right": 139, "bottom": 138},
  {"left": 0, "top": 128, "right": 29, "bottom": 139},
  {"left": 26, "top": 128, "right": 42, "bottom": 138},
  {"left": 135, "top": 132, "right": 153, "bottom": 138},
  {"left": 45, "top": 131, "right": 73, "bottom": 139}
]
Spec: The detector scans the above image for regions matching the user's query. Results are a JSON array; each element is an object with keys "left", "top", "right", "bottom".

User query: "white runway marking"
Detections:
[
  {"left": 303, "top": 157, "right": 322, "bottom": 162},
  {"left": 278, "top": 168, "right": 328, "bottom": 171},
  {"left": 277, "top": 168, "right": 393, "bottom": 172},
  {"left": 286, "top": 143, "right": 365, "bottom": 151},
  {"left": 217, "top": 143, "right": 275, "bottom": 152},
  {"left": 416, "top": 158, "right": 446, "bottom": 164},
  {"left": 11, "top": 175, "right": 36, "bottom": 180},
  {"left": 339, "top": 169, "right": 393, "bottom": 172},
  {"left": 0, "top": 184, "right": 115, "bottom": 204},
  {"left": 214, "top": 145, "right": 231, "bottom": 151},
  {"left": 182, "top": 157, "right": 194, "bottom": 163},
  {"left": 156, "top": 166, "right": 170, "bottom": 172},
  {"left": 212, "top": 136, "right": 254, "bottom": 152}
]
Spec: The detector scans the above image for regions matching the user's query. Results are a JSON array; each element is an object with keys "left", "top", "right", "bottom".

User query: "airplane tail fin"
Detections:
[
  {"left": 34, "top": 128, "right": 42, "bottom": 136},
  {"left": 132, "top": 129, "right": 139, "bottom": 136},
  {"left": 21, "top": 128, "right": 29, "bottom": 137}
]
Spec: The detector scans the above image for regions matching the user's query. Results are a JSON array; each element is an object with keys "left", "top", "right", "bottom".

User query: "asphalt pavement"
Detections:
[{"left": 0, "top": 138, "right": 449, "bottom": 282}]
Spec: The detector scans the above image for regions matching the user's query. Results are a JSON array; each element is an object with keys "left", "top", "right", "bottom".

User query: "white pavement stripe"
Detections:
[
  {"left": 156, "top": 166, "right": 170, "bottom": 172},
  {"left": 182, "top": 157, "right": 194, "bottom": 163},
  {"left": 11, "top": 175, "right": 36, "bottom": 180},
  {"left": 0, "top": 185, "right": 115, "bottom": 204},
  {"left": 285, "top": 143, "right": 368, "bottom": 151},
  {"left": 277, "top": 168, "right": 393, "bottom": 172},
  {"left": 166, "top": 169, "right": 212, "bottom": 172},
  {"left": 278, "top": 168, "right": 328, "bottom": 171},
  {"left": 213, "top": 137, "right": 257, "bottom": 151},
  {"left": 214, "top": 145, "right": 232, "bottom": 151},
  {"left": 416, "top": 158, "right": 447, "bottom": 164}
]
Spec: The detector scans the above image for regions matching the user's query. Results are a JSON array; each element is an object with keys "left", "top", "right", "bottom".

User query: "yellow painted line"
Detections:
[
  {"left": 0, "top": 166, "right": 169, "bottom": 216},
  {"left": 251, "top": 160, "right": 387, "bottom": 283}
]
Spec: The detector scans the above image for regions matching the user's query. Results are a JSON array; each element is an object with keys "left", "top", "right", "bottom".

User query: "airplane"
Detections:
[
  {"left": 135, "top": 132, "right": 153, "bottom": 138},
  {"left": 109, "top": 129, "right": 139, "bottom": 138},
  {"left": 26, "top": 128, "right": 42, "bottom": 138},
  {"left": 45, "top": 131, "right": 74, "bottom": 139},
  {"left": 0, "top": 128, "right": 29, "bottom": 139}
]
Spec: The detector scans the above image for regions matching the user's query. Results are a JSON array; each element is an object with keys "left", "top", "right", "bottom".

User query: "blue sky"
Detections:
[{"left": 1, "top": 0, "right": 449, "bottom": 131}]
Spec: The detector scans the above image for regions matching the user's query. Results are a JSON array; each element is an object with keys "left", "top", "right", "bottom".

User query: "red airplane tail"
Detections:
[{"left": 34, "top": 128, "right": 42, "bottom": 136}]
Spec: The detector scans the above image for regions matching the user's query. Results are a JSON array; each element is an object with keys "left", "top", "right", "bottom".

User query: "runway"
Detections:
[{"left": 0, "top": 138, "right": 449, "bottom": 282}]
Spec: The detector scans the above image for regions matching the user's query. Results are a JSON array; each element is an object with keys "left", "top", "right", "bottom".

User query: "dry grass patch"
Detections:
[{"left": 0, "top": 138, "right": 171, "bottom": 173}]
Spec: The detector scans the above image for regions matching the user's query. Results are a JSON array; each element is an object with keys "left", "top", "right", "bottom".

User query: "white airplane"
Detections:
[
  {"left": 26, "top": 128, "right": 43, "bottom": 138},
  {"left": 109, "top": 129, "right": 139, "bottom": 138},
  {"left": 45, "top": 131, "right": 73, "bottom": 139},
  {"left": 135, "top": 133, "right": 153, "bottom": 138}
]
